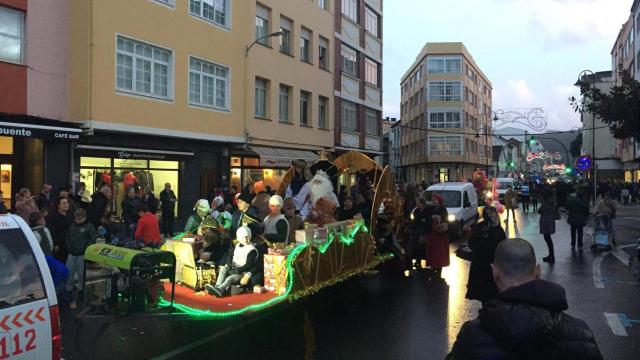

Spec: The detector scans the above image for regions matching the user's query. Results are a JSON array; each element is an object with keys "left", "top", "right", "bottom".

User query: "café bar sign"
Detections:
[{"left": 0, "top": 121, "right": 81, "bottom": 141}]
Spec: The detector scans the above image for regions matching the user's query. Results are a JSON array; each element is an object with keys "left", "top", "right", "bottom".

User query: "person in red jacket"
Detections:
[{"left": 134, "top": 203, "right": 161, "bottom": 248}]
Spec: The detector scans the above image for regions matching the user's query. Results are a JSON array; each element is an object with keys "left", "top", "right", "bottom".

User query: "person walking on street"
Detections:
[
  {"left": 160, "top": 182, "right": 177, "bottom": 238},
  {"left": 595, "top": 193, "right": 617, "bottom": 246},
  {"left": 15, "top": 187, "right": 38, "bottom": 222},
  {"left": 538, "top": 189, "right": 559, "bottom": 262},
  {"left": 29, "top": 211, "right": 54, "bottom": 256},
  {"left": 530, "top": 182, "right": 539, "bottom": 212},
  {"left": 566, "top": 189, "right": 590, "bottom": 251},
  {"left": 448, "top": 239, "right": 603, "bottom": 359},
  {"left": 425, "top": 193, "right": 450, "bottom": 277},
  {"left": 465, "top": 206, "right": 506, "bottom": 304},
  {"left": 504, "top": 185, "right": 518, "bottom": 223},
  {"left": 65, "top": 208, "right": 97, "bottom": 310}
]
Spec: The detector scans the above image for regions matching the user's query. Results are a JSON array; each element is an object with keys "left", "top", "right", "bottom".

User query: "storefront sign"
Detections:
[
  {"left": 76, "top": 145, "right": 194, "bottom": 161},
  {"left": 526, "top": 151, "right": 561, "bottom": 162},
  {"left": 0, "top": 121, "right": 81, "bottom": 141}
]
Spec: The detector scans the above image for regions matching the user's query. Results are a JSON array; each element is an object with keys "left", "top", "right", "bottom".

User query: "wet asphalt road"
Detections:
[{"left": 62, "top": 204, "right": 640, "bottom": 359}]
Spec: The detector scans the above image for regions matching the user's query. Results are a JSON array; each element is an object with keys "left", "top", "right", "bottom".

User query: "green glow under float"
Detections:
[{"left": 158, "top": 221, "right": 394, "bottom": 319}]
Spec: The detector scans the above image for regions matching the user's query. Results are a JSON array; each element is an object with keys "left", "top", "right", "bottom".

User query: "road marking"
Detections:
[
  {"left": 605, "top": 313, "right": 628, "bottom": 336},
  {"left": 612, "top": 247, "right": 631, "bottom": 266},
  {"left": 593, "top": 253, "right": 605, "bottom": 288}
]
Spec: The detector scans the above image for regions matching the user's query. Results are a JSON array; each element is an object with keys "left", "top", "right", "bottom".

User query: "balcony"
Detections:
[
  {"left": 365, "top": 135, "right": 381, "bottom": 151},
  {"left": 365, "top": 33, "right": 382, "bottom": 61},
  {"left": 341, "top": 131, "right": 360, "bottom": 148},
  {"left": 341, "top": 17, "right": 360, "bottom": 47},
  {"left": 341, "top": 73, "right": 360, "bottom": 99},
  {"left": 365, "top": 0, "right": 382, "bottom": 13},
  {"left": 364, "top": 83, "right": 381, "bottom": 108}
]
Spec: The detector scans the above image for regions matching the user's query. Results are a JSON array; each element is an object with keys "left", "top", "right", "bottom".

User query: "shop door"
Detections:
[
  {"left": 439, "top": 168, "right": 449, "bottom": 183},
  {"left": 0, "top": 159, "right": 12, "bottom": 210}
]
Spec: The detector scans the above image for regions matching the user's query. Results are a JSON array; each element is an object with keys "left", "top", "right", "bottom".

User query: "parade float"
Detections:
[{"left": 81, "top": 151, "right": 398, "bottom": 319}]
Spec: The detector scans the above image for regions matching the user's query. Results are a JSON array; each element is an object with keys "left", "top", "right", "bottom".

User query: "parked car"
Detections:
[
  {"left": 0, "top": 214, "right": 62, "bottom": 360},
  {"left": 425, "top": 182, "right": 479, "bottom": 239}
]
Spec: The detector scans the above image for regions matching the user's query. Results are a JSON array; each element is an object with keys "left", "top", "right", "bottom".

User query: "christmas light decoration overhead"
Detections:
[
  {"left": 493, "top": 108, "right": 548, "bottom": 132},
  {"left": 527, "top": 151, "right": 562, "bottom": 162}
]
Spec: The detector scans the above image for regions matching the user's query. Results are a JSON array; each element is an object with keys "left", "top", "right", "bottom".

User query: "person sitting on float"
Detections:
[
  {"left": 199, "top": 227, "right": 232, "bottom": 267},
  {"left": 184, "top": 199, "right": 216, "bottom": 235},
  {"left": 306, "top": 170, "right": 340, "bottom": 226},
  {"left": 286, "top": 159, "right": 311, "bottom": 216},
  {"left": 283, "top": 197, "right": 304, "bottom": 244},
  {"left": 210, "top": 195, "right": 232, "bottom": 230},
  {"left": 205, "top": 226, "right": 258, "bottom": 298},
  {"left": 262, "top": 195, "right": 290, "bottom": 245},
  {"left": 230, "top": 191, "right": 261, "bottom": 237},
  {"left": 337, "top": 196, "right": 361, "bottom": 221}
]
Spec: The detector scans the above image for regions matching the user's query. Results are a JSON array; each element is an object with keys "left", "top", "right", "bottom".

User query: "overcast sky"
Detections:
[{"left": 382, "top": 0, "right": 632, "bottom": 131}]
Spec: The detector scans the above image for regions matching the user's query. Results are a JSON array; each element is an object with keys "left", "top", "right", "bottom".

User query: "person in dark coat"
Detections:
[
  {"left": 121, "top": 186, "right": 141, "bottom": 237},
  {"left": 46, "top": 197, "right": 74, "bottom": 263},
  {"left": 409, "top": 197, "right": 433, "bottom": 264},
  {"left": 538, "top": 189, "right": 558, "bottom": 263},
  {"left": 87, "top": 186, "right": 112, "bottom": 228},
  {"left": 159, "top": 182, "right": 177, "bottom": 238},
  {"left": 448, "top": 239, "right": 602, "bottom": 360},
  {"left": 425, "top": 193, "right": 450, "bottom": 276},
  {"left": 566, "top": 189, "right": 590, "bottom": 250},
  {"left": 466, "top": 206, "right": 506, "bottom": 303}
]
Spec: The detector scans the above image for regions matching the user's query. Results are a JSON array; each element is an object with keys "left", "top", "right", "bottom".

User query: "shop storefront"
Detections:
[
  {"left": 75, "top": 145, "right": 193, "bottom": 217},
  {"left": 230, "top": 146, "right": 318, "bottom": 191},
  {"left": 0, "top": 116, "right": 81, "bottom": 210}
]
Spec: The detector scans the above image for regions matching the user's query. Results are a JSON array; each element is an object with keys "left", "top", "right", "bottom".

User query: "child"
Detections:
[
  {"left": 29, "top": 211, "right": 53, "bottom": 256},
  {"left": 65, "top": 208, "right": 97, "bottom": 309}
]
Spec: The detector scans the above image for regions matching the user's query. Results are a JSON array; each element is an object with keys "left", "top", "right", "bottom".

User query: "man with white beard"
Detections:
[{"left": 306, "top": 171, "right": 339, "bottom": 226}]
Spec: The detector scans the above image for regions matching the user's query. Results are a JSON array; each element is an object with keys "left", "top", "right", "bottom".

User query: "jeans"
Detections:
[
  {"left": 65, "top": 255, "right": 85, "bottom": 291},
  {"left": 570, "top": 225, "right": 584, "bottom": 248},
  {"left": 215, "top": 265, "right": 245, "bottom": 293}
]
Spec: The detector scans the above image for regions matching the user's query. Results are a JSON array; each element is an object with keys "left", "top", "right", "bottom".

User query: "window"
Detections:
[
  {"left": 300, "top": 91, "right": 310, "bottom": 125},
  {"left": 342, "top": 44, "right": 357, "bottom": 77},
  {"left": 365, "top": 108, "right": 379, "bottom": 135},
  {"left": 318, "top": 96, "right": 328, "bottom": 129},
  {"left": 189, "top": 0, "right": 230, "bottom": 28},
  {"left": 117, "top": 36, "right": 172, "bottom": 99},
  {"left": 429, "top": 136, "right": 463, "bottom": 156},
  {"left": 255, "top": 4, "right": 269, "bottom": 44},
  {"left": 318, "top": 0, "right": 328, "bottom": 10},
  {"left": 342, "top": 0, "right": 358, "bottom": 21},
  {"left": 319, "top": 36, "right": 329, "bottom": 70},
  {"left": 429, "top": 111, "right": 461, "bottom": 128},
  {"left": 341, "top": 100, "right": 357, "bottom": 131},
  {"left": 365, "top": 7, "right": 379, "bottom": 37},
  {"left": 155, "top": 0, "right": 175, "bottom": 6},
  {"left": 365, "top": 58, "right": 379, "bottom": 86},
  {"left": 0, "top": 229, "right": 46, "bottom": 309},
  {"left": 279, "top": 85, "right": 290, "bottom": 122},
  {"left": 0, "top": 6, "right": 24, "bottom": 63},
  {"left": 300, "top": 27, "right": 311, "bottom": 63},
  {"left": 255, "top": 78, "right": 267, "bottom": 117},
  {"left": 188, "top": 57, "right": 229, "bottom": 110},
  {"left": 428, "top": 81, "right": 461, "bottom": 101},
  {"left": 279, "top": 17, "right": 292, "bottom": 54},
  {"left": 427, "top": 57, "right": 461, "bottom": 74}
]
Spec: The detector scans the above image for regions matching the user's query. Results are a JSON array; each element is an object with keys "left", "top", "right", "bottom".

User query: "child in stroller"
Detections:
[{"left": 591, "top": 214, "right": 613, "bottom": 251}]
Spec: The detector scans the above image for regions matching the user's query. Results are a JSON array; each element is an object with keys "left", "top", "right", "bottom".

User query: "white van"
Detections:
[
  {"left": 425, "top": 182, "right": 479, "bottom": 238},
  {"left": 0, "top": 214, "right": 61, "bottom": 360}
]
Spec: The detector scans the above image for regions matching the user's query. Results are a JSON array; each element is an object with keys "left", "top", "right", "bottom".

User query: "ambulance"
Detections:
[{"left": 0, "top": 214, "right": 61, "bottom": 359}]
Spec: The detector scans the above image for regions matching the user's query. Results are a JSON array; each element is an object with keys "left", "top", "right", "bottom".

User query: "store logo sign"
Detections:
[
  {"left": 117, "top": 151, "right": 167, "bottom": 160},
  {"left": 0, "top": 126, "right": 32, "bottom": 137}
]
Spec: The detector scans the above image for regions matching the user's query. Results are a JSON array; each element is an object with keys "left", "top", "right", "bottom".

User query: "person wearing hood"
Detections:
[
  {"left": 185, "top": 199, "right": 214, "bottom": 234},
  {"left": 283, "top": 197, "right": 304, "bottom": 244},
  {"left": 448, "top": 238, "right": 602, "bottom": 360},
  {"left": 465, "top": 206, "right": 506, "bottom": 303},
  {"left": 205, "top": 226, "right": 259, "bottom": 297},
  {"left": 262, "top": 195, "right": 290, "bottom": 244}
]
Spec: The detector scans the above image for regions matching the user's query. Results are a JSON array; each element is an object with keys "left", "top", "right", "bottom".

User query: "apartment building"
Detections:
[
  {"left": 232, "top": 0, "right": 335, "bottom": 191},
  {"left": 399, "top": 43, "right": 493, "bottom": 184},
  {"left": 334, "top": 0, "right": 384, "bottom": 156},
  {"left": 611, "top": 9, "right": 639, "bottom": 181},
  {"left": 0, "top": 0, "right": 81, "bottom": 210}
]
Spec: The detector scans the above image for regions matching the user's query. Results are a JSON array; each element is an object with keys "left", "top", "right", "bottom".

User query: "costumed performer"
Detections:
[
  {"left": 283, "top": 197, "right": 304, "bottom": 244},
  {"left": 184, "top": 199, "right": 218, "bottom": 235},
  {"left": 306, "top": 170, "right": 339, "bottom": 226},
  {"left": 262, "top": 195, "right": 290, "bottom": 245},
  {"left": 230, "top": 191, "right": 261, "bottom": 238},
  {"left": 286, "top": 159, "right": 311, "bottom": 218},
  {"left": 425, "top": 193, "right": 450, "bottom": 277},
  {"left": 205, "top": 226, "right": 258, "bottom": 298}
]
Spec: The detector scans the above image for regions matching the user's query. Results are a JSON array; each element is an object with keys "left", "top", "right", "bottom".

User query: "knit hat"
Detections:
[{"left": 269, "top": 195, "right": 284, "bottom": 207}]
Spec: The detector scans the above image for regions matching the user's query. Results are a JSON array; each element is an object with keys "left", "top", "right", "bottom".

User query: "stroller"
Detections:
[
  {"left": 621, "top": 189, "right": 631, "bottom": 205},
  {"left": 591, "top": 214, "right": 613, "bottom": 251}
]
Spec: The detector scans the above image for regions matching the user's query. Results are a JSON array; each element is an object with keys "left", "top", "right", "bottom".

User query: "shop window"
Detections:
[
  {"left": 243, "top": 157, "right": 260, "bottom": 167},
  {"left": 113, "top": 159, "right": 148, "bottom": 168},
  {"left": 230, "top": 168, "right": 242, "bottom": 190},
  {"left": 80, "top": 157, "right": 110, "bottom": 168},
  {"left": 231, "top": 157, "right": 241, "bottom": 167},
  {"left": 149, "top": 160, "right": 179, "bottom": 169},
  {"left": 0, "top": 136, "right": 13, "bottom": 154},
  {"left": 1, "top": 164, "right": 12, "bottom": 210}
]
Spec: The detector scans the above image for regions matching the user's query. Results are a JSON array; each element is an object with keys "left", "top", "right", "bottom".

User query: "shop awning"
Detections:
[
  {"left": 249, "top": 146, "right": 319, "bottom": 168},
  {"left": 0, "top": 114, "right": 81, "bottom": 141}
]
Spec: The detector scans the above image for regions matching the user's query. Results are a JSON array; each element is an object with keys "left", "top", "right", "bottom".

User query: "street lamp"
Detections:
[
  {"left": 576, "top": 70, "right": 596, "bottom": 204},
  {"left": 246, "top": 31, "right": 284, "bottom": 57}
]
